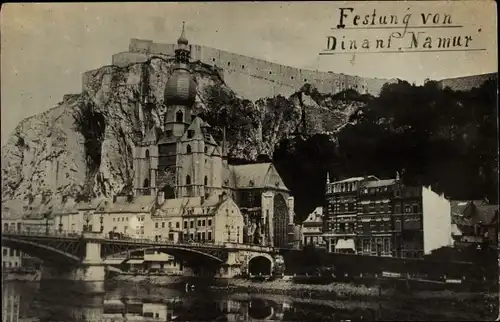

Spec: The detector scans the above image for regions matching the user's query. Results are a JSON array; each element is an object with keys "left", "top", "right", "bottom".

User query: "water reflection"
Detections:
[{"left": 2, "top": 281, "right": 497, "bottom": 321}]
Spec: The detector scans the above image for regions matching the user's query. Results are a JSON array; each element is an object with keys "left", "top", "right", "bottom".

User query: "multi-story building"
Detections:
[
  {"left": 2, "top": 217, "right": 24, "bottom": 270},
  {"left": 323, "top": 174, "right": 378, "bottom": 253},
  {"left": 301, "top": 207, "right": 325, "bottom": 249},
  {"left": 324, "top": 173, "right": 452, "bottom": 258}
]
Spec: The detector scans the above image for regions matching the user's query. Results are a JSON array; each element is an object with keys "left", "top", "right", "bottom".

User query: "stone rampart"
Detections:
[
  {"left": 101, "top": 38, "right": 397, "bottom": 100},
  {"left": 435, "top": 73, "right": 497, "bottom": 91}
]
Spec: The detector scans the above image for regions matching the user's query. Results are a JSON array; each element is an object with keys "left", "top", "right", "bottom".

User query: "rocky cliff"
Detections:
[{"left": 1, "top": 58, "right": 363, "bottom": 218}]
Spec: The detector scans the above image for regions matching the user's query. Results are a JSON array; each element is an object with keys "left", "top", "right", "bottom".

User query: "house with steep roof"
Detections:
[
  {"left": 301, "top": 207, "right": 326, "bottom": 249},
  {"left": 451, "top": 199, "right": 499, "bottom": 248}
]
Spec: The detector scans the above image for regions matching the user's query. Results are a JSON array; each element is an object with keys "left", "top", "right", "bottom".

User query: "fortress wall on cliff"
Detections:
[
  {"left": 84, "top": 38, "right": 396, "bottom": 100},
  {"left": 435, "top": 73, "right": 497, "bottom": 92}
]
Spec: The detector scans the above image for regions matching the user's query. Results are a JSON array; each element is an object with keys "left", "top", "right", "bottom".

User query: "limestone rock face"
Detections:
[{"left": 1, "top": 57, "right": 364, "bottom": 218}]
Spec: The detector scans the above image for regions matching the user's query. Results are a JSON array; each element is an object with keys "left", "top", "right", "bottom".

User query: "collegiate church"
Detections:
[{"left": 132, "top": 24, "right": 295, "bottom": 248}]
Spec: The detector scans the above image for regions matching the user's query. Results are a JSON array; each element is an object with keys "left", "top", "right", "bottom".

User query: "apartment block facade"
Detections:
[{"left": 324, "top": 174, "right": 452, "bottom": 258}]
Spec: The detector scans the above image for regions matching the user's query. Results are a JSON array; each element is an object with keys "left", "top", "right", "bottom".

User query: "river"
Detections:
[{"left": 2, "top": 279, "right": 498, "bottom": 321}]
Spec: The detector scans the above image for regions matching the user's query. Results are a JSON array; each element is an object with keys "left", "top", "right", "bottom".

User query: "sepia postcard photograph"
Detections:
[{"left": 1, "top": 1, "right": 498, "bottom": 321}]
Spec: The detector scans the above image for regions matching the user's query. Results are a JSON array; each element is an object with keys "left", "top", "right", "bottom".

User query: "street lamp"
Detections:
[
  {"left": 44, "top": 213, "right": 50, "bottom": 235},
  {"left": 58, "top": 215, "right": 63, "bottom": 233}
]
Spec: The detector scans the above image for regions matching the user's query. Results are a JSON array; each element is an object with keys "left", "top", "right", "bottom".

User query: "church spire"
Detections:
[
  {"left": 174, "top": 22, "right": 190, "bottom": 64},
  {"left": 177, "top": 21, "right": 188, "bottom": 45}
]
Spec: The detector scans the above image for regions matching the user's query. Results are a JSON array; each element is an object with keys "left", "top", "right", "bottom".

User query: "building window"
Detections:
[
  {"left": 362, "top": 239, "right": 370, "bottom": 253},
  {"left": 2, "top": 249, "right": 7, "bottom": 256},
  {"left": 394, "top": 203, "right": 401, "bottom": 214},
  {"left": 384, "top": 239, "right": 390, "bottom": 254},
  {"left": 204, "top": 176, "right": 208, "bottom": 186},
  {"left": 208, "top": 219, "right": 212, "bottom": 226},
  {"left": 162, "top": 222, "right": 165, "bottom": 228},
  {"left": 155, "top": 222, "right": 159, "bottom": 228},
  {"left": 202, "top": 219, "right": 206, "bottom": 226},
  {"left": 186, "top": 175, "right": 191, "bottom": 185},
  {"left": 190, "top": 221, "right": 194, "bottom": 228},
  {"left": 187, "top": 130, "right": 194, "bottom": 139},
  {"left": 143, "top": 178, "right": 150, "bottom": 188},
  {"left": 412, "top": 205, "right": 420, "bottom": 213},
  {"left": 3, "top": 223, "right": 8, "bottom": 231},
  {"left": 184, "top": 221, "right": 188, "bottom": 229},
  {"left": 202, "top": 232, "right": 206, "bottom": 241},
  {"left": 176, "top": 110, "right": 183, "bottom": 123},
  {"left": 186, "top": 145, "right": 192, "bottom": 154},
  {"left": 176, "top": 222, "right": 179, "bottom": 228},
  {"left": 208, "top": 231, "right": 212, "bottom": 241},
  {"left": 145, "top": 149, "right": 150, "bottom": 158},
  {"left": 197, "top": 220, "right": 201, "bottom": 227},
  {"left": 9, "top": 249, "right": 14, "bottom": 256}
]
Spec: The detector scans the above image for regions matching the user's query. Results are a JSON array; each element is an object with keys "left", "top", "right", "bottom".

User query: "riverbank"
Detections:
[{"left": 110, "top": 274, "right": 497, "bottom": 302}]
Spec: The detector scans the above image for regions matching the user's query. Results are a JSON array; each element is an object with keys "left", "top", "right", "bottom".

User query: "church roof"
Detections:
[
  {"left": 230, "top": 163, "right": 289, "bottom": 191},
  {"left": 164, "top": 67, "right": 197, "bottom": 106}
]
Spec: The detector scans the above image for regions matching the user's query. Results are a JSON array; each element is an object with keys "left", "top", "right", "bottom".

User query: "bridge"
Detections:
[{"left": 1, "top": 230, "right": 281, "bottom": 286}]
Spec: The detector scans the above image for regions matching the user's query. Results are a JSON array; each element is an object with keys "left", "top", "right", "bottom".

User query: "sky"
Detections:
[{"left": 1, "top": 1, "right": 497, "bottom": 143}]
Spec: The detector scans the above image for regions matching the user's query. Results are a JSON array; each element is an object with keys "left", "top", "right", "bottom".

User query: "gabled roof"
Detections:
[
  {"left": 303, "top": 207, "right": 323, "bottom": 224},
  {"left": 231, "top": 163, "right": 289, "bottom": 191},
  {"left": 52, "top": 199, "right": 79, "bottom": 215},
  {"left": 155, "top": 193, "right": 232, "bottom": 218},
  {"left": 95, "top": 195, "right": 156, "bottom": 214},
  {"left": 451, "top": 200, "right": 499, "bottom": 227},
  {"left": 76, "top": 198, "right": 109, "bottom": 211}
]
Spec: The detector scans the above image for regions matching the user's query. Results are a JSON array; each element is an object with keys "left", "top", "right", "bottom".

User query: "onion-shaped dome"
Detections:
[
  {"left": 178, "top": 22, "right": 189, "bottom": 46},
  {"left": 164, "top": 67, "right": 197, "bottom": 106}
]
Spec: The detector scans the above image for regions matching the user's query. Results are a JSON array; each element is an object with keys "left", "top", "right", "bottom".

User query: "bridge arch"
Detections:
[
  {"left": 104, "top": 245, "right": 226, "bottom": 264},
  {"left": 248, "top": 298, "right": 275, "bottom": 320},
  {"left": 248, "top": 254, "right": 273, "bottom": 276},
  {"left": 1, "top": 236, "right": 81, "bottom": 264}
]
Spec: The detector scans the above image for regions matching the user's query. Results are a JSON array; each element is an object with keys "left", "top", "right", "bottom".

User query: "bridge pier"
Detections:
[{"left": 40, "top": 232, "right": 106, "bottom": 293}]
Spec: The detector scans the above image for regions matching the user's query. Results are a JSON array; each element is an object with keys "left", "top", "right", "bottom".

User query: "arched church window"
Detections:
[
  {"left": 186, "top": 145, "right": 192, "bottom": 154},
  {"left": 176, "top": 110, "right": 183, "bottom": 123},
  {"left": 145, "top": 149, "right": 150, "bottom": 158},
  {"left": 204, "top": 176, "right": 208, "bottom": 186},
  {"left": 143, "top": 178, "right": 150, "bottom": 188},
  {"left": 186, "top": 175, "right": 191, "bottom": 185}
]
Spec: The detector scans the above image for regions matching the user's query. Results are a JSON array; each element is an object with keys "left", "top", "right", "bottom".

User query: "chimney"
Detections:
[{"left": 157, "top": 191, "right": 165, "bottom": 206}]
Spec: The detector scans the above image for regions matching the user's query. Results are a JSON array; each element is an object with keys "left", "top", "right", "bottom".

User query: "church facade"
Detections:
[{"left": 132, "top": 24, "right": 295, "bottom": 248}]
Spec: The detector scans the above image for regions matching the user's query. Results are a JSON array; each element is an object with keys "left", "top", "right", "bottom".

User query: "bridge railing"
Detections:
[
  {"left": 2, "top": 229, "right": 83, "bottom": 238},
  {"left": 3, "top": 230, "right": 275, "bottom": 252}
]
